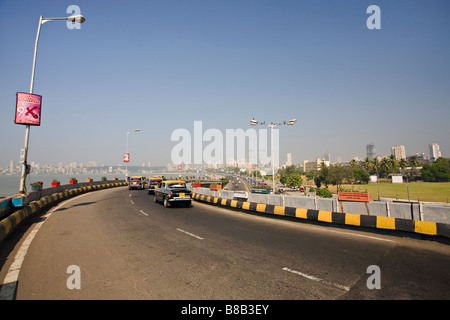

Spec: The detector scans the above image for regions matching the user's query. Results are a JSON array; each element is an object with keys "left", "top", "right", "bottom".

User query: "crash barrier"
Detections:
[
  {"left": 191, "top": 192, "right": 450, "bottom": 239},
  {"left": 0, "top": 181, "right": 127, "bottom": 244},
  {"left": 191, "top": 188, "right": 450, "bottom": 225}
]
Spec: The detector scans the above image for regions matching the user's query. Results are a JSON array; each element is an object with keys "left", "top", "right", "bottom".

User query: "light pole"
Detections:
[
  {"left": 18, "top": 14, "right": 85, "bottom": 194},
  {"left": 125, "top": 129, "right": 140, "bottom": 177},
  {"left": 250, "top": 118, "right": 297, "bottom": 194}
]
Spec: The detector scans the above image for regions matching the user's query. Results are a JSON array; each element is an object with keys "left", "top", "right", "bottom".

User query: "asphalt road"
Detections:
[{"left": 1, "top": 186, "right": 449, "bottom": 300}]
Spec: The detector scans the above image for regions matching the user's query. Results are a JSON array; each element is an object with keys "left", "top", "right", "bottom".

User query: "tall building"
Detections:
[
  {"left": 366, "top": 143, "right": 376, "bottom": 160},
  {"left": 391, "top": 145, "right": 406, "bottom": 160},
  {"left": 324, "top": 152, "right": 330, "bottom": 162},
  {"left": 429, "top": 143, "right": 441, "bottom": 161},
  {"left": 286, "top": 153, "right": 292, "bottom": 166}
]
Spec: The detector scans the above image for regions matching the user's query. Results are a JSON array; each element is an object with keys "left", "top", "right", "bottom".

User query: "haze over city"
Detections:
[{"left": 1, "top": 0, "right": 448, "bottom": 168}]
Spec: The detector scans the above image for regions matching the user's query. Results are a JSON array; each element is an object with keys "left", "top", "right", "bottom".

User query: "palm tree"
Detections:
[
  {"left": 389, "top": 155, "right": 399, "bottom": 173},
  {"left": 380, "top": 157, "right": 391, "bottom": 178},
  {"left": 371, "top": 158, "right": 380, "bottom": 178},
  {"left": 409, "top": 155, "right": 419, "bottom": 168},
  {"left": 363, "top": 157, "right": 372, "bottom": 172},
  {"left": 399, "top": 158, "right": 407, "bottom": 173}
]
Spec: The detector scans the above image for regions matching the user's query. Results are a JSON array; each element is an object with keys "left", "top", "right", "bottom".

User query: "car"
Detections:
[
  {"left": 153, "top": 180, "right": 192, "bottom": 208},
  {"left": 128, "top": 176, "right": 145, "bottom": 190},
  {"left": 148, "top": 176, "right": 164, "bottom": 194}
]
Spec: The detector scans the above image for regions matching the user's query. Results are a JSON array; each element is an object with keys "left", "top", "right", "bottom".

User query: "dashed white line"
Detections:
[
  {"left": 130, "top": 200, "right": 135, "bottom": 205},
  {"left": 282, "top": 267, "right": 350, "bottom": 291},
  {"left": 176, "top": 228, "right": 204, "bottom": 240},
  {"left": 139, "top": 210, "right": 148, "bottom": 216}
]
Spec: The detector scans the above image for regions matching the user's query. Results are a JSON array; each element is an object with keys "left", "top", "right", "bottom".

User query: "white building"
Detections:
[
  {"left": 391, "top": 145, "right": 406, "bottom": 160},
  {"left": 286, "top": 153, "right": 292, "bottom": 166},
  {"left": 429, "top": 143, "right": 441, "bottom": 161}
]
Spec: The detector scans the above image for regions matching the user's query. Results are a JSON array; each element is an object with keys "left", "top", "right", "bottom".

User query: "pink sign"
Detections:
[
  {"left": 15, "top": 92, "right": 42, "bottom": 126},
  {"left": 124, "top": 153, "right": 130, "bottom": 163}
]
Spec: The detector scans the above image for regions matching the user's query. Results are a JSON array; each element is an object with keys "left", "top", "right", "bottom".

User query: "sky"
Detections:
[{"left": 0, "top": 0, "right": 449, "bottom": 168}]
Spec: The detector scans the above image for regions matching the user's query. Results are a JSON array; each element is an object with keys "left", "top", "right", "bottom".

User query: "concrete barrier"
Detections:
[
  {"left": 192, "top": 192, "right": 450, "bottom": 239},
  {"left": 0, "top": 181, "right": 127, "bottom": 244}
]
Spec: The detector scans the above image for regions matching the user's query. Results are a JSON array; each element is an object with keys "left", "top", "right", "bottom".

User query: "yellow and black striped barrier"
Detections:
[
  {"left": 0, "top": 182, "right": 127, "bottom": 244},
  {"left": 192, "top": 192, "right": 450, "bottom": 238}
]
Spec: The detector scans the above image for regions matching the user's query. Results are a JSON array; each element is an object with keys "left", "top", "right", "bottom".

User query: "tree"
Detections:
[
  {"left": 353, "top": 167, "right": 370, "bottom": 184},
  {"left": 380, "top": 157, "right": 391, "bottom": 178},
  {"left": 220, "top": 177, "right": 229, "bottom": 187},
  {"left": 316, "top": 187, "right": 333, "bottom": 198},
  {"left": 421, "top": 158, "right": 450, "bottom": 182},
  {"left": 326, "top": 165, "right": 353, "bottom": 191},
  {"left": 371, "top": 158, "right": 380, "bottom": 178},
  {"left": 286, "top": 173, "right": 303, "bottom": 188}
]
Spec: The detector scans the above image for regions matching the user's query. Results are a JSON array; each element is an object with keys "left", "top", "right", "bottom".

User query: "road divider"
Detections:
[
  {"left": 192, "top": 192, "right": 450, "bottom": 239},
  {"left": 0, "top": 182, "right": 127, "bottom": 244}
]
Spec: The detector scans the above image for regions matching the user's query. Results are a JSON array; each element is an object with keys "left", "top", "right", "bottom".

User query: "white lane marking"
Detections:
[
  {"left": 176, "top": 228, "right": 204, "bottom": 240},
  {"left": 282, "top": 267, "right": 350, "bottom": 292},
  {"left": 0, "top": 193, "right": 89, "bottom": 300},
  {"left": 140, "top": 210, "right": 148, "bottom": 216},
  {"left": 130, "top": 200, "right": 135, "bottom": 205}
]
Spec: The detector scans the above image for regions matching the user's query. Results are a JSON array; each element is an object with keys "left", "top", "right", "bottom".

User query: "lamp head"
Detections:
[{"left": 67, "top": 14, "right": 85, "bottom": 24}]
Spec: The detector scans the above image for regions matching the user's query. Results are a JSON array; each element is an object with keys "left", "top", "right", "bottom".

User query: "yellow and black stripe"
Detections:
[
  {"left": 0, "top": 182, "right": 127, "bottom": 244},
  {"left": 192, "top": 192, "right": 450, "bottom": 238}
]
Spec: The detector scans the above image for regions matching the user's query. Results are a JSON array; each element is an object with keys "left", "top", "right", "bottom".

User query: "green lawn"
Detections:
[{"left": 329, "top": 182, "right": 450, "bottom": 203}]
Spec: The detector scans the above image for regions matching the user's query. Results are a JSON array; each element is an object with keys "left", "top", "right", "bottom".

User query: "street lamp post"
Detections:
[
  {"left": 250, "top": 118, "right": 297, "bottom": 194},
  {"left": 125, "top": 129, "right": 140, "bottom": 177},
  {"left": 18, "top": 14, "right": 85, "bottom": 194}
]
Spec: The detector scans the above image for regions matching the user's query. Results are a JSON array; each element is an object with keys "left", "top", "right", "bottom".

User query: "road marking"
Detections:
[
  {"left": 130, "top": 200, "right": 135, "bottom": 205},
  {"left": 0, "top": 193, "right": 88, "bottom": 300},
  {"left": 176, "top": 228, "right": 203, "bottom": 240},
  {"left": 282, "top": 267, "right": 350, "bottom": 292},
  {"left": 140, "top": 210, "right": 148, "bottom": 216}
]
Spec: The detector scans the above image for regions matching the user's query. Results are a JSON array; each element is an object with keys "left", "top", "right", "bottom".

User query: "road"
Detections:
[{"left": 1, "top": 186, "right": 449, "bottom": 300}]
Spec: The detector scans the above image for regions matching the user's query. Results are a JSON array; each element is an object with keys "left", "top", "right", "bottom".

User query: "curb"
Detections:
[
  {"left": 0, "top": 182, "right": 127, "bottom": 244},
  {"left": 192, "top": 192, "right": 450, "bottom": 239}
]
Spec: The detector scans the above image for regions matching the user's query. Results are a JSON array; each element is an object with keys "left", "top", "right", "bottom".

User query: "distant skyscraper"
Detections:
[
  {"left": 391, "top": 145, "right": 406, "bottom": 160},
  {"left": 429, "top": 143, "right": 441, "bottom": 161},
  {"left": 286, "top": 153, "right": 292, "bottom": 166},
  {"left": 366, "top": 143, "right": 376, "bottom": 160},
  {"left": 324, "top": 152, "right": 330, "bottom": 162}
]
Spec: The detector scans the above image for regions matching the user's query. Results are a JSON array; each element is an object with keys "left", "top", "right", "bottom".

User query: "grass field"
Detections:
[{"left": 327, "top": 182, "right": 450, "bottom": 203}]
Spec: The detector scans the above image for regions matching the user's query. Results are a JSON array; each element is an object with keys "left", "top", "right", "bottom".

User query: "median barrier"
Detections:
[
  {"left": 191, "top": 192, "right": 450, "bottom": 239},
  {"left": 0, "top": 181, "right": 127, "bottom": 244}
]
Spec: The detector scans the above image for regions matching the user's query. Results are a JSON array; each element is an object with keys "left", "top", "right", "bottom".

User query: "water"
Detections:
[
  {"left": 0, "top": 174, "right": 122, "bottom": 197},
  {"left": 0, "top": 171, "right": 214, "bottom": 198}
]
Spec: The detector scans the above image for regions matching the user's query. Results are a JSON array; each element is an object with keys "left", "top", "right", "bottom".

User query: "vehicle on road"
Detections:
[
  {"left": 148, "top": 176, "right": 164, "bottom": 194},
  {"left": 128, "top": 176, "right": 145, "bottom": 190},
  {"left": 153, "top": 180, "right": 192, "bottom": 208}
]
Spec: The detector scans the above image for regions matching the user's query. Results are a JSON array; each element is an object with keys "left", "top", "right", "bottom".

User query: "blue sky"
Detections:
[{"left": 0, "top": 0, "right": 449, "bottom": 167}]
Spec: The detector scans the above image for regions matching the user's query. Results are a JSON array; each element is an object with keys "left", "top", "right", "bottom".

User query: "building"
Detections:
[
  {"left": 429, "top": 143, "right": 441, "bottom": 161},
  {"left": 303, "top": 158, "right": 330, "bottom": 172},
  {"left": 366, "top": 143, "right": 376, "bottom": 160},
  {"left": 391, "top": 145, "right": 406, "bottom": 160},
  {"left": 286, "top": 153, "right": 292, "bottom": 166}
]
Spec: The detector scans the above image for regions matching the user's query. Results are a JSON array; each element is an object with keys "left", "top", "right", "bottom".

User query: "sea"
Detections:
[{"left": 0, "top": 171, "right": 214, "bottom": 198}]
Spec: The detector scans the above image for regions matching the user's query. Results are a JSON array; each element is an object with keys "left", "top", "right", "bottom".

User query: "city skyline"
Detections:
[
  {"left": 1, "top": 1, "right": 449, "bottom": 168},
  {"left": 1, "top": 140, "right": 443, "bottom": 173}
]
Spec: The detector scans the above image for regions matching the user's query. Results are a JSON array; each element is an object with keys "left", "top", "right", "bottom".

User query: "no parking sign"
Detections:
[{"left": 15, "top": 92, "right": 42, "bottom": 126}]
